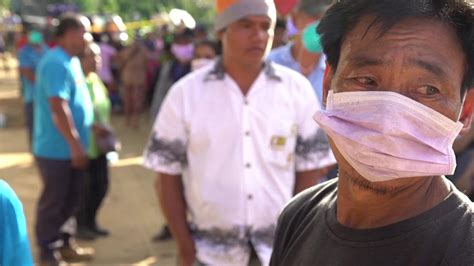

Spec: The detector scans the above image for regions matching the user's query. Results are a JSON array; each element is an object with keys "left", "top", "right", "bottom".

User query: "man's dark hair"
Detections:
[
  {"left": 55, "top": 14, "right": 84, "bottom": 38},
  {"left": 276, "top": 18, "right": 287, "bottom": 30},
  {"left": 317, "top": 0, "right": 474, "bottom": 93}
]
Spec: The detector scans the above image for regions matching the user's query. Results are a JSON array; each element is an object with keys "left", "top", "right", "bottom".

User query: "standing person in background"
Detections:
[
  {"left": 77, "top": 42, "right": 112, "bottom": 240},
  {"left": 193, "top": 25, "right": 209, "bottom": 43},
  {"left": 144, "top": 32, "right": 163, "bottom": 108},
  {"left": 18, "top": 30, "right": 48, "bottom": 145},
  {"left": 33, "top": 14, "right": 95, "bottom": 265},
  {"left": 271, "top": 18, "right": 288, "bottom": 49},
  {"left": 97, "top": 34, "right": 117, "bottom": 99},
  {"left": 0, "top": 32, "right": 9, "bottom": 72},
  {"left": 98, "top": 34, "right": 122, "bottom": 112},
  {"left": 118, "top": 39, "right": 148, "bottom": 129},
  {"left": 15, "top": 30, "right": 28, "bottom": 52},
  {"left": 149, "top": 30, "right": 194, "bottom": 122},
  {"left": 268, "top": 0, "right": 332, "bottom": 103},
  {"left": 151, "top": 39, "right": 218, "bottom": 243},
  {"left": 191, "top": 40, "right": 218, "bottom": 71},
  {"left": 0, "top": 180, "right": 34, "bottom": 266},
  {"left": 143, "top": 0, "right": 336, "bottom": 264}
]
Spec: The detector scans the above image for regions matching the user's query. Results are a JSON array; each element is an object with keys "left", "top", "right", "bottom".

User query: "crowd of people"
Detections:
[{"left": 0, "top": 0, "right": 473, "bottom": 265}]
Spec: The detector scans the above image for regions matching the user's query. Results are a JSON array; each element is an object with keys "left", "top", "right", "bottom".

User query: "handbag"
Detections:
[{"left": 93, "top": 123, "right": 121, "bottom": 154}]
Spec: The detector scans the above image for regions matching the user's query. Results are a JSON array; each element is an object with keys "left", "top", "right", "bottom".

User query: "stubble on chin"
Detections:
[{"left": 342, "top": 172, "right": 416, "bottom": 197}]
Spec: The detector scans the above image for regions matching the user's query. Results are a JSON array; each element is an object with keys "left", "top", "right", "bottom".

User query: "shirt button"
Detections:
[
  {"left": 245, "top": 163, "right": 251, "bottom": 168},
  {"left": 244, "top": 100, "right": 249, "bottom": 105},
  {"left": 247, "top": 194, "right": 253, "bottom": 200},
  {"left": 245, "top": 131, "right": 250, "bottom": 136}
]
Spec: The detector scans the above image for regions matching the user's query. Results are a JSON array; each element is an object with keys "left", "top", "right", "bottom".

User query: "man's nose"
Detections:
[{"left": 250, "top": 27, "right": 269, "bottom": 42}]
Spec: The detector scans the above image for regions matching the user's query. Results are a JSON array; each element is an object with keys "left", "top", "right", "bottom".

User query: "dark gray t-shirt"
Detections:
[{"left": 270, "top": 179, "right": 473, "bottom": 266}]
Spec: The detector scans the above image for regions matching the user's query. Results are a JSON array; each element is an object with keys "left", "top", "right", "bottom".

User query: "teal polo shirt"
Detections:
[
  {"left": 0, "top": 180, "right": 33, "bottom": 266},
  {"left": 33, "top": 47, "right": 93, "bottom": 159},
  {"left": 18, "top": 44, "right": 48, "bottom": 103}
]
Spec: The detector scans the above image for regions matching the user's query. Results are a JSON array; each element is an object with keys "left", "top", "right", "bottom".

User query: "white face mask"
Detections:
[
  {"left": 191, "top": 58, "right": 214, "bottom": 71},
  {"left": 314, "top": 90, "right": 464, "bottom": 182}
]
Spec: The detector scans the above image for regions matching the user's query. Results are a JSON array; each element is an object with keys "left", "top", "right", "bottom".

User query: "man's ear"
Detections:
[
  {"left": 459, "top": 89, "right": 474, "bottom": 135},
  {"left": 322, "top": 62, "right": 333, "bottom": 108}
]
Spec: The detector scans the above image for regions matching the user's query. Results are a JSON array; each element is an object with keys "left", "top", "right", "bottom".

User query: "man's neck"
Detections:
[
  {"left": 222, "top": 56, "right": 263, "bottom": 96},
  {"left": 336, "top": 171, "right": 451, "bottom": 229},
  {"left": 57, "top": 42, "right": 75, "bottom": 58},
  {"left": 291, "top": 39, "right": 321, "bottom": 76},
  {"left": 290, "top": 39, "right": 302, "bottom": 61}
]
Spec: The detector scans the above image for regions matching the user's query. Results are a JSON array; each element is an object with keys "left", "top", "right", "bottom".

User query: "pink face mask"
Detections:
[
  {"left": 314, "top": 90, "right": 464, "bottom": 182},
  {"left": 171, "top": 43, "right": 194, "bottom": 62}
]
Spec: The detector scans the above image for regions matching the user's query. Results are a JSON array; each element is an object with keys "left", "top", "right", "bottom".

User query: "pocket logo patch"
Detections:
[{"left": 271, "top": 136, "right": 287, "bottom": 150}]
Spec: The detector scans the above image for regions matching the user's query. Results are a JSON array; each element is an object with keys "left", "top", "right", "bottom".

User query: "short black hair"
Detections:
[
  {"left": 276, "top": 18, "right": 287, "bottom": 29},
  {"left": 56, "top": 14, "right": 84, "bottom": 38},
  {"left": 317, "top": 0, "right": 474, "bottom": 93}
]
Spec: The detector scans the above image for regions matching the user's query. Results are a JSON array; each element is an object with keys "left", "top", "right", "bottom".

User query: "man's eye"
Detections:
[
  {"left": 240, "top": 22, "right": 252, "bottom": 29},
  {"left": 262, "top": 24, "right": 271, "bottom": 31},
  {"left": 418, "top": 85, "right": 440, "bottom": 96},
  {"left": 354, "top": 77, "right": 377, "bottom": 86}
]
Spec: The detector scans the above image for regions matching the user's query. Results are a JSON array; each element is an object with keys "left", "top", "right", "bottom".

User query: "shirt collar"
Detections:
[
  {"left": 205, "top": 57, "right": 282, "bottom": 82},
  {"left": 56, "top": 46, "right": 73, "bottom": 61}
]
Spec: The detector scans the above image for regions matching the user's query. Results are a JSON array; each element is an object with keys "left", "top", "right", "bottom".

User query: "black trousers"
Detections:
[
  {"left": 78, "top": 154, "right": 109, "bottom": 228},
  {"left": 24, "top": 102, "right": 33, "bottom": 146},
  {"left": 35, "top": 157, "right": 85, "bottom": 247}
]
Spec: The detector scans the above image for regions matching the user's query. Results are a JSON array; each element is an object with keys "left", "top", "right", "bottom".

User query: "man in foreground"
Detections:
[
  {"left": 143, "top": 0, "right": 335, "bottom": 265},
  {"left": 270, "top": 1, "right": 474, "bottom": 265}
]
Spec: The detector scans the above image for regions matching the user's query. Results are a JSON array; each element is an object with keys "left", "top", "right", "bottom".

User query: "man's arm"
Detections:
[
  {"left": 19, "top": 68, "right": 35, "bottom": 82},
  {"left": 156, "top": 173, "right": 195, "bottom": 266},
  {"left": 49, "top": 97, "right": 88, "bottom": 169}
]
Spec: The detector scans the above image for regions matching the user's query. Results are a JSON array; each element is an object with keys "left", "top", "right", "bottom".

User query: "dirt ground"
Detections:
[{"left": 0, "top": 57, "right": 178, "bottom": 265}]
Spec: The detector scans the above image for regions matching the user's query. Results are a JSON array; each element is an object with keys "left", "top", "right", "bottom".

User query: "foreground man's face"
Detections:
[
  {"left": 323, "top": 15, "right": 471, "bottom": 189},
  {"left": 328, "top": 16, "right": 467, "bottom": 121}
]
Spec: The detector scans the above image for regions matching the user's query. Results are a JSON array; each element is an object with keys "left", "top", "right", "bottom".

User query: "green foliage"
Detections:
[
  {"left": 80, "top": 0, "right": 215, "bottom": 25},
  {"left": 0, "top": 0, "right": 11, "bottom": 9},
  {"left": 11, "top": 0, "right": 215, "bottom": 26}
]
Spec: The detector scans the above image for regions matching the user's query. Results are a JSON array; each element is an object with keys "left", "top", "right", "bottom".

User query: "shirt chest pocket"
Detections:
[{"left": 266, "top": 119, "right": 298, "bottom": 170}]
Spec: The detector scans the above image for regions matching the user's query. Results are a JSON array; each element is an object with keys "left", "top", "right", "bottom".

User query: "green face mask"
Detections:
[
  {"left": 302, "top": 22, "right": 322, "bottom": 54},
  {"left": 28, "top": 31, "right": 43, "bottom": 45}
]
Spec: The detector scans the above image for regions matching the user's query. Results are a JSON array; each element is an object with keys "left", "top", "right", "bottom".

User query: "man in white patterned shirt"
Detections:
[{"left": 143, "top": 0, "right": 336, "bottom": 265}]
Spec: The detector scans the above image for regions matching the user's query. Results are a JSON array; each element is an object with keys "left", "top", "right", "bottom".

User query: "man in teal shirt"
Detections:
[
  {"left": 34, "top": 14, "right": 95, "bottom": 265},
  {"left": 18, "top": 30, "right": 48, "bottom": 145},
  {"left": 0, "top": 180, "right": 33, "bottom": 266}
]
